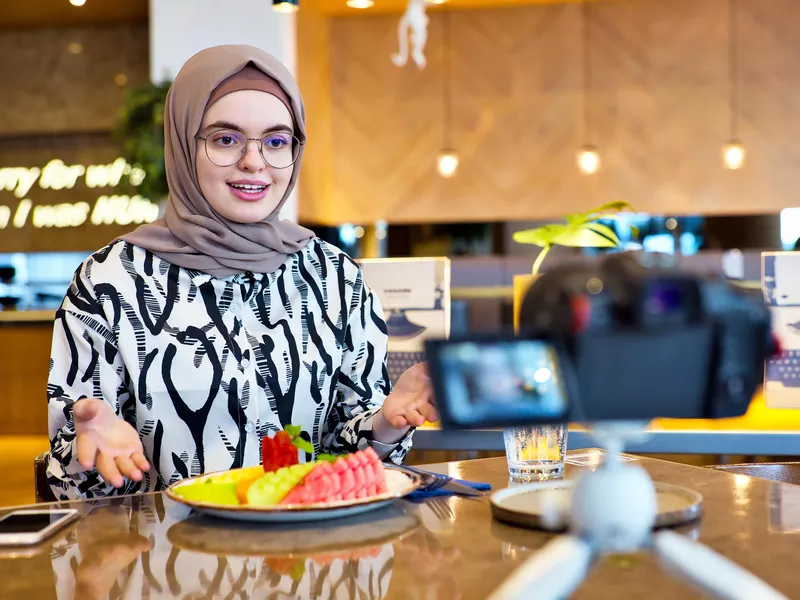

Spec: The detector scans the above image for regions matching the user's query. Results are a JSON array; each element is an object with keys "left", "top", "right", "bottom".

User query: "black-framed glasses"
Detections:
[{"left": 195, "top": 128, "right": 302, "bottom": 169}]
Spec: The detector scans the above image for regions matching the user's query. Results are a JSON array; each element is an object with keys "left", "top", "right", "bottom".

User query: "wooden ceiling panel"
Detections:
[
  {"left": 0, "top": 0, "right": 147, "bottom": 30},
  {"left": 308, "top": 0, "right": 612, "bottom": 16}
]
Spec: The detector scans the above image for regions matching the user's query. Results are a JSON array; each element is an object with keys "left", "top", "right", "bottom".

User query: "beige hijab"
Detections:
[{"left": 119, "top": 45, "right": 314, "bottom": 277}]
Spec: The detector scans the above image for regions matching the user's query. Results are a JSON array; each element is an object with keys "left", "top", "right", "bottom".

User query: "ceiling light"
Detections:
[
  {"left": 346, "top": 0, "right": 374, "bottom": 7},
  {"left": 272, "top": 0, "right": 299, "bottom": 13},
  {"left": 576, "top": 145, "right": 600, "bottom": 175},
  {"left": 426, "top": 0, "right": 449, "bottom": 4},
  {"left": 437, "top": 150, "right": 459, "bottom": 178},
  {"left": 70, "top": 0, "right": 86, "bottom": 6},
  {"left": 722, "top": 139, "right": 745, "bottom": 170}
]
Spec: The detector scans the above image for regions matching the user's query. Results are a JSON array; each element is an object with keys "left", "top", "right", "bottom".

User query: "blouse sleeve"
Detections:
[
  {"left": 321, "top": 265, "right": 414, "bottom": 463},
  {"left": 46, "top": 261, "right": 137, "bottom": 500}
]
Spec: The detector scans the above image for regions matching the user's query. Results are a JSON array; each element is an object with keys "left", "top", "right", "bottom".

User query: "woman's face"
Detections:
[{"left": 195, "top": 90, "right": 295, "bottom": 224}]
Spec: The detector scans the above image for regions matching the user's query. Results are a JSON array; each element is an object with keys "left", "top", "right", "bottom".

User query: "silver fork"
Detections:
[
  {"left": 389, "top": 463, "right": 488, "bottom": 496},
  {"left": 389, "top": 463, "right": 452, "bottom": 491},
  {"left": 425, "top": 497, "right": 455, "bottom": 522}
]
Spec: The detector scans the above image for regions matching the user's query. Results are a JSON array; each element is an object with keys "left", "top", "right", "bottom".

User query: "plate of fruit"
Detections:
[{"left": 166, "top": 426, "right": 422, "bottom": 523}]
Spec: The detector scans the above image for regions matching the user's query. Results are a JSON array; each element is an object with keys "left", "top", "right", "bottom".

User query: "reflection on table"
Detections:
[{"left": 3, "top": 456, "right": 800, "bottom": 599}]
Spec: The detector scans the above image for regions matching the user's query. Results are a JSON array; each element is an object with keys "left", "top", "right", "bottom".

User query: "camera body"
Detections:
[{"left": 425, "top": 253, "right": 777, "bottom": 430}]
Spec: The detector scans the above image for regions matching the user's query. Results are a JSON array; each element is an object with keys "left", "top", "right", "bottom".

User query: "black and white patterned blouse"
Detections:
[{"left": 45, "top": 239, "right": 413, "bottom": 500}]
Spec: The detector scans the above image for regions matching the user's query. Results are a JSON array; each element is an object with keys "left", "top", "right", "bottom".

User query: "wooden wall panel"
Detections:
[
  {"left": 0, "top": 324, "right": 53, "bottom": 435},
  {"left": 297, "top": 0, "right": 800, "bottom": 225}
]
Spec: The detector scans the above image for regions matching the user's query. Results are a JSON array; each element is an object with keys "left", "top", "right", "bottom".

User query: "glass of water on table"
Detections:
[{"left": 503, "top": 424, "right": 568, "bottom": 482}]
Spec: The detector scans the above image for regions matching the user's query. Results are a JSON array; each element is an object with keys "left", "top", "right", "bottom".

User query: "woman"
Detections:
[{"left": 46, "top": 44, "right": 437, "bottom": 500}]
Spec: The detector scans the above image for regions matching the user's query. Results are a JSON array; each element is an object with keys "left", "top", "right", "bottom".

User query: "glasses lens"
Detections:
[
  {"left": 261, "top": 134, "right": 300, "bottom": 169},
  {"left": 204, "top": 129, "right": 247, "bottom": 166}
]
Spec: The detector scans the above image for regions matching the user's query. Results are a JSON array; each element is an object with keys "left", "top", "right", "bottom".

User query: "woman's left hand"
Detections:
[{"left": 380, "top": 362, "right": 439, "bottom": 429}]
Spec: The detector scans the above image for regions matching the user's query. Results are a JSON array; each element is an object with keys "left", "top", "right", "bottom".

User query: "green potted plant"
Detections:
[
  {"left": 511, "top": 200, "right": 634, "bottom": 329},
  {"left": 113, "top": 80, "right": 172, "bottom": 203}
]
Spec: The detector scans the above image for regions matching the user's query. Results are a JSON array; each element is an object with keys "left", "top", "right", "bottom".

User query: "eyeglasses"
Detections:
[{"left": 195, "top": 128, "right": 302, "bottom": 169}]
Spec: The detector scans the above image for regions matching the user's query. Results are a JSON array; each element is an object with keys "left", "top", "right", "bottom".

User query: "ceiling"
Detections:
[
  {"left": 309, "top": 0, "right": 607, "bottom": 16},
  {"left": 0, "top": 0, "right": 147, "bottom": 30},
  {"left": 0, "top": 0, "right": 597, "bottom": 30}
]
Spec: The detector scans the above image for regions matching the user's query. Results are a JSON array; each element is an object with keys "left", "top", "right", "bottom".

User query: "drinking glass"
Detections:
[{"left": 503, "top": 424, "right": 568, "bottom": 482}]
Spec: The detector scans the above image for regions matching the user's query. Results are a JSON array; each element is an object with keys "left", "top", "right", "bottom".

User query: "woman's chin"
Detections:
[{"left": 216, "top": 200, "right": 279, "bottom": 224}]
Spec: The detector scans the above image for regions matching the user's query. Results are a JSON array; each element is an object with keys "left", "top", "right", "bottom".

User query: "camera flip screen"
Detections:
[{"left": 430, "top": 339, "right": 569, "bottom": 428}]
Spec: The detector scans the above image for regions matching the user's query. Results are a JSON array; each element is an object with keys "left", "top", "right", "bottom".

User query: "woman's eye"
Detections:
[
  {"left": 264, "top": 136, "right": 289, "bottom": 149},
  {"left": 211, "top": 132, "right": 241, "bottom": 147}
]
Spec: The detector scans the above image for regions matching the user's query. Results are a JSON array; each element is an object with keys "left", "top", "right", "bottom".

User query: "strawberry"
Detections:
[{"left": 260, "top": 425, "right": 314, "bottom": 473}]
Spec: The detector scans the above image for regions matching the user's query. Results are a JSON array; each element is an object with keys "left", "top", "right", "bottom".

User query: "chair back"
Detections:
[{"left": 34, "top": 452, "right": 57, "bottom": 503}]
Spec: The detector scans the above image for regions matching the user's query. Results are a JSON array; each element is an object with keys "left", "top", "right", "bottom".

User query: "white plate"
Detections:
[
  {"left": 491, "top": 479, "right": 703, "bottom": 531},
  {"left": 166, "top": 467, "right": 422, "bottom": 523}
]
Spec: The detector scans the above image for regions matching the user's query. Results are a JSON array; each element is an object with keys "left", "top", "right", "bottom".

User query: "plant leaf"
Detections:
[
  {"left": 571, "top": 201, "right": 634, "bottom": 226},
  {"left": 589, "top": 200, "right": 633, "bottom": 214},
  {"left": 565, "top": 212, "right": 587, "bottom": 226},
  {"left": 292, "top": 437, "right": 314, "bottom": 454},
  {"left": 582, "top": 222, "right": 622, "bottom": 246},
  {"left": 551, "top": 227, "right": 620, "bottom": 248},
  {"left": 591, "top": 214, "right": 639, "bottom": 239},
  {"left": 513, "top": 224, "right": 567, "bottom": 246},
  {"left": 316, "top": 453, "right": 340, "bottom": 463},
  {"left": 284, "top": 424, "right": 302, "bottom": 438}
]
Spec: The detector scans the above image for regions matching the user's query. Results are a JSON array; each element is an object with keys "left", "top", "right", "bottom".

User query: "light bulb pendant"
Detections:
[
  {"left": 722, "top": 139, "right": 745, "bottom": 170},
  {"left": 577, "top": 145, "right": 600, "bottom": 175},
  {"left": 437, "top": 150, "right": 459, "bottom": 178},
  {"left": 272, "top": 0, "right": 299, "bottom": 13}
]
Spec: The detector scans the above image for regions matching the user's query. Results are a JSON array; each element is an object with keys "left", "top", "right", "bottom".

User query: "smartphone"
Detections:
[{"left": 0, "top": 509, "right": 80, "bottom": 546}]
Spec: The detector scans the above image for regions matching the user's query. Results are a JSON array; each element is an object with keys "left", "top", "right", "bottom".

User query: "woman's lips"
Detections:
[{"left": 227, "top": 182, "right": 270, "bottom": 202}]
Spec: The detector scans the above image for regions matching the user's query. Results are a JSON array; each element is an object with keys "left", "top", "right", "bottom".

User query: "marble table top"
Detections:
[{"left": 1, "top": 454, "right": 799, "bottom": 599}]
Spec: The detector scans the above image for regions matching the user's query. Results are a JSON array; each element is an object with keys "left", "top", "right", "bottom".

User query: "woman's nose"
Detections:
[{"left": 238, "top": 140, "right": 265, "bottom": 171}]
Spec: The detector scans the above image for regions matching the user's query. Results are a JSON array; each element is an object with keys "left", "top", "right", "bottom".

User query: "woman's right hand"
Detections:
[{"left": 73, "top": 398, "right": 150, "bottom": 488}]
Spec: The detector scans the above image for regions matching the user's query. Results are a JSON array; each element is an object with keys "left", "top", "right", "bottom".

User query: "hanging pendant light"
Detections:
[
  {"left": 577, "top": 1, "right": 599, "bottom": 175},
  {"left": 723, "top": 0, "right": 745, "bottom": 170},
  {"left": 272, "top": 0, "right": 299, "bottom": 13},
  {"left": 437, "top": 8, "right": 458, "bottom": 178},
  {"left": 723, "top": 140, "right": 745, "bottom": 170},
  {"left": 577, "top": 144, "right": 600, "bottom": 175},
  {"left": 438, "top": 150, "right": 459, "bottom": 178}
]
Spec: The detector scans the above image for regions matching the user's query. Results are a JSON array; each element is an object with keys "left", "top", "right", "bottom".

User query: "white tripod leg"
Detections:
[
  {"left": 653, "top": 530, "right": 789, "bottom": 600},
  {"left": 486, "top": 535, "right": 593, "bottom": 600}
]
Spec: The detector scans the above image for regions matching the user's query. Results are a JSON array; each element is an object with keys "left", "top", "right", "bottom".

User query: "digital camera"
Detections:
[{"left": 425, "top": 253, "right": 778, "bottom": 430}]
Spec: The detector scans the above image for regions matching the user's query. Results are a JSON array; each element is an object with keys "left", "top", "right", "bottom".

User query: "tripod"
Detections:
[{"left": 487, "top": 423, "right": 789, "bottom": 600}]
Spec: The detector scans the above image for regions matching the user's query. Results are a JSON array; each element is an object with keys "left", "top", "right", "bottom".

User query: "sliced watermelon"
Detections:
[
  {"left": 279, "top": 449, "right": 388, "bottom": 506},
  {"left": 352, "top": 465, "right": 366, "bottom": 490}
]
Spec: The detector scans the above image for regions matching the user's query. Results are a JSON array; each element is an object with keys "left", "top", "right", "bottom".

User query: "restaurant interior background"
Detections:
[{"left": 2, "top": 0, "right": 800, "bottom": 507}]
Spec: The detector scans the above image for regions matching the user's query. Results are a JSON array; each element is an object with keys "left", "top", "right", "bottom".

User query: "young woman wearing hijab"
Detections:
[{"left": 45, "top": 45, "right": 437, "bottom": 500}]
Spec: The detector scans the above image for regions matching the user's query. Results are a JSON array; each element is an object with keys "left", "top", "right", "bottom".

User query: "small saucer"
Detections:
[{"left": 491, "top": 479, "right": 702, "bottom": 532}]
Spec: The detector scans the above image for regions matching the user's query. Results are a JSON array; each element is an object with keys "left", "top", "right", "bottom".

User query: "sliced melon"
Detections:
[
  {"left": 174, "top": 481, "right": 240, "bottom": 505},
  {"left": 205, "top": 465, "right": 266, "bottom": 484},
  {"left": 245, "top": 463, "right": 317, "bottom": 506}
]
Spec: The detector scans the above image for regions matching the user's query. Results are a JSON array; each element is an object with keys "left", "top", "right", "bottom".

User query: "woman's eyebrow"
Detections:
[{"left": 202, "top": 121, "right": 293, "bottom": 135}]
